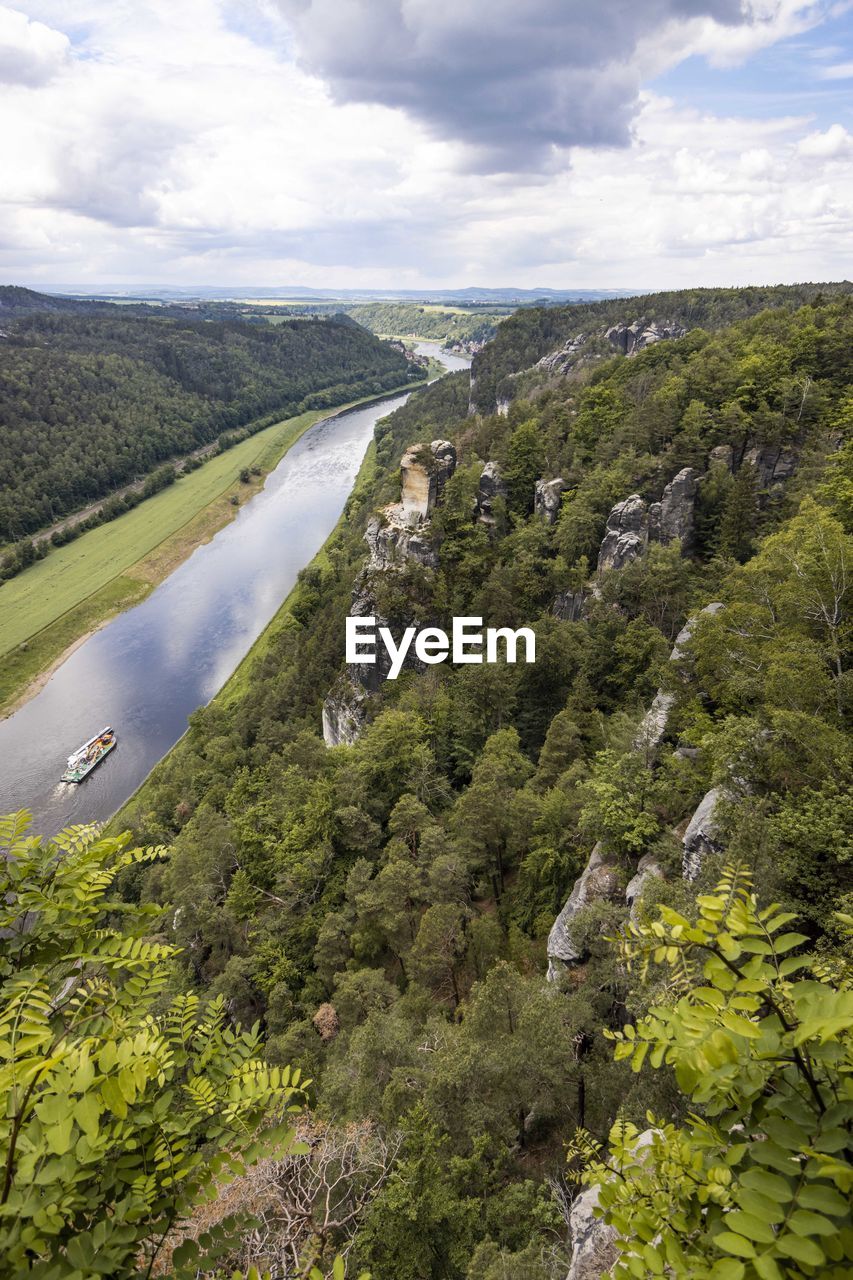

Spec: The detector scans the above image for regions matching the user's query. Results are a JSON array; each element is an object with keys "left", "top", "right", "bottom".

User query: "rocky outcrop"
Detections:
[
  {"left": 322, "top": 678, "right": 368, "bottom": 747},
  {"left": 743, "top": 444, "right": 797, "bottom": 490},
  {"left": 605, "top": 319, "right": 686, "bottom": 357},
  {"left": 648, "top": 466, "right": 699, "bottom": 551},
  {"left": 597, "top": 494, "right": 648, "bottom": 572},
  {"left": 536, "top": 333, "right": 587, "bottom": 376},
  {"left": 565, "top": 1185, "right": 618, "bottom": 1280},
  {"left": 547, "top": 844, "right": 622, "bottom": 981},
  {"left": 400, "top": 439, "right": 456, "bottom": 518},
  {"left": 364, "top": 510, "right": 438, "bottom": 572},
  {"left": 682, "top": 787, "right": 724, "bottom": 880},
  {"left": 535, "top": 477, "right": 566, "bottom": 525},
  {"left": 633, "top": 602, "right": 724, "bottom": 755},
  {"left": 477, "top": 461, "right": 507, "bottom": 523},
  {"left": 625, "top": 853, "right": 663, "bottom": 921},
  {"left": 553, "top": 589, "right": 585, "bottom": 622}
]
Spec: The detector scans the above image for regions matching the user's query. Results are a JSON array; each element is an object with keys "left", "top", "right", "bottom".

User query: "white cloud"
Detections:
[
  {"left": 0, "top": 4, "right": 68, "bottom": 85},
  {"left": 819, "top": 57, "right": 853, "bottom": 74},
  {"left": 0, "top": 1, "right": 851, "bottom": 288}
]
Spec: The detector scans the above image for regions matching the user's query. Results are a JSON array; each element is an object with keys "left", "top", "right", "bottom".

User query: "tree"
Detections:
[
  {"left": 573, "top": 864, "right": 853, "bottom": 1279},
  {"left": 504, "top": 420, "right": 543, "bottom": 516},
  {"left": 0, "top": 813, "right": 304, "bottom": 1279},
  {"left": 719, "top": 462, "right": 759, "bottom": 562}
]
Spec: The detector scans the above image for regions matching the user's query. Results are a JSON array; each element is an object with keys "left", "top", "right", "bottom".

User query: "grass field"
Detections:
[{"left": 0, "top": 381, "right": 421, "bottom": 715}]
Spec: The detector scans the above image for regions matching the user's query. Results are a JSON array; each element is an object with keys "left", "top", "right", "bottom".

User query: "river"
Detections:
[{"left": 0, "top": 342, "right": 470, "bottom": 834}]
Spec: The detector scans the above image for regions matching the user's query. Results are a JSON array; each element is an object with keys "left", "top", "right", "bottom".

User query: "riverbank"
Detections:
[
  {"left": 110, "top": 432, "right": 382, "bottom": 835},
  {"left": 0, "top": 379, "right": 423, "bottom": 718}
]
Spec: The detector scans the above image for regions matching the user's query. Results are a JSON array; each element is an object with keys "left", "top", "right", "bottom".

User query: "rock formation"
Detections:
[
  {"left": 742, "top": 444, "right": 797, "bottom": 490},
  {"left": 564, "top": 1185, "right": 619, "bottom": 1280},
  {"left": 535, "top": 477, "right": 566, "bottom": 525},
  {"left": 553, "top": 589, "right": 585, "bottom": 622},
  {"left": 322, "top": 677, "right": 368, "bottom": 747},
  {"left": 682, "top": 787, "right": 724, "bottom": 880},
  {"left": 709, "top": 444, "right": 734, "bottom": 471},
  {"left": 633, "top": 602, "right": 724, "bottom": 755},
  {"left": 364, "top": 511, "right": 438, "bottom": 572},
  {"left": 546, "top": 844, "right": 622, "bottom": 981},
  {"left": 477, "top": 461, "right": 507, "bottom": 524},
  {"left": 536, "top": 333, "right": 587, "bottom": 376},
  {"left": 597, "top": 494, "right": 648, "bottom": 572},
  {"left": 648, "top": 466, "right": 699, "bottom": 551},
  {"left": 625, "top": 853, "right": 663, "bottom": 921},
  {"left": 605, "top": 319, "right": 687, "bottom": 356},
  {"left": 400, "top": 439, "right": 457, "bottom": 518}
]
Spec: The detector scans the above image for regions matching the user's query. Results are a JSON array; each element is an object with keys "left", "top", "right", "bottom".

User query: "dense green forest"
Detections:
[
  {"left": 470, "top": 280, "right": 853, "bottom": 413},
  {"left": 0, "top": 291, "right": 415, "bottom": 541},
  {"left": 3, "top": 290, "right": 852, "bottom": 1277},
  {"left": 342, "top": 303, "right": 507, "bottom": 347}
]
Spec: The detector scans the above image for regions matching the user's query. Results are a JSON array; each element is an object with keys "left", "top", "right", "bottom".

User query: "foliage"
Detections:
[
  {"left": 574, "top": 865, "right": 853, "bottom": 1279},
  {"left": 0, "top": 812, "right": 305, "bottom": 1279}
]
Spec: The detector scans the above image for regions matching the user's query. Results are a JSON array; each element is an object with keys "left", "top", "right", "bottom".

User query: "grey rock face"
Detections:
[
  {"left": 565, "top": 1185, "right": 619, "bottom": 1280},
  {"left": 478, "top": 461, "right": 507, "bottom": 522},
  {"left": 547, "top": 845, "right": 622, "bottom": 980},
  {"left": 742, "top": 445, "right": 797, "bottom": 490},
  {"left": 364, "top": 511, "right": 438, "bottom": 572},
  {"left": 597, "top": 494, "right": 648, "bottom": 572},
  {"left": 626, "top": 853, "right": 663, "bottom": 921},
  {"left": 536, "top": 333, "right": 587, "bottom": 376},
  {"left": 656, "top": 467, "right": 699, "bottom": 550},
  {"left": 682, "top": 787, "right": 724, "bottom": 880},
  {"left": 634, "top": 690, "right": 676, "bottom": 757},
  {"left": 553, "top": 589, "right": 585, "bottom": 622},
  {"left": 605, "top": 319, "right": 687, "bottom": 357},
  {"left": 535, "top": 477, "right": 566, "bottom": 525},
  {"left": 322, "top": 679, "right": 367, "bottom": 747}
]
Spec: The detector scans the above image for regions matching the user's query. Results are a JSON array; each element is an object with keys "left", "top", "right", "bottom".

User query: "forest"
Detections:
[
  {"left": 2, "top": 290, "right": 852, "bottom": 1279},
  {"left": 342, "top": 303, "right": 507, "bottom": 348},
  {"left": 0, "top": 291, "right": 415, "bottom": 541}
]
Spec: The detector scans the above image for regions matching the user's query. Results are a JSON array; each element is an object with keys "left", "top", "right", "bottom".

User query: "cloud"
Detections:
[
  {"left": 819, "top": 58, "right": 853, "bottom": 74},
  {"left": 0, "top": 4, "right": 68, "bottom": 85},
  {"left": 274, "top": 0, "right": 820, "bottom": 171}
]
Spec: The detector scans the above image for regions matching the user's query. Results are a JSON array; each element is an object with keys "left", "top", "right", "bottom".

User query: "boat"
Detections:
[{"left": 61, "top": 726, "right": 117, "bottom": 783}]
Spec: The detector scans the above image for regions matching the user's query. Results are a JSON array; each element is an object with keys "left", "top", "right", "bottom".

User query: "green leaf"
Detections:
[
  {"left": 723, "top": 1211, "right": 776, "bottom": 1244},
  {"left": 777, "top": 1233, "right": 825, "bottom": 1267},
  {"left": 715, "top": 1232, "right": 756, "bottom": 1259},
  {"left": 797, "top": 1183, "right": 850, "bottom": 1216},
  {"left": 740, "top": 1170, "right": 794, "bottom": 1201},
  {"left": 788, "top": 1208, "right": 837, "bottom": 1236}
]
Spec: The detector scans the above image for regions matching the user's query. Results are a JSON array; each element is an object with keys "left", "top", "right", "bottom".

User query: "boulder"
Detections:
[
  {"left": 565, "top": 1184, "right": 618, "bottom": 1280},
  {"left": 535, "top": 477, "right": 566, "bottom": 525},
  {"left": 597, "top": 494, "right": 648, "bottom": 572},
  {"left": 547, "top": 844, "right": 622, "bottom": 980},
  {"left": 682, "top": 787, "right": 724, "bottom": 880}
]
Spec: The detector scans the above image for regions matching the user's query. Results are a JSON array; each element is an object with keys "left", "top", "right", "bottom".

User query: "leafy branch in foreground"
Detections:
[
  {"left": 569, "top": 865, "right": 853, "bottom": 1280},
  {"left": 0, "top": 811, "right": 307, "bottom": 1279}
]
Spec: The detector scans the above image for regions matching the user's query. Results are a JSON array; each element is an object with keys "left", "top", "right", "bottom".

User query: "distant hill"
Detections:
[{"left": 29, "top": 283, "right": 636, "bottom": 306}]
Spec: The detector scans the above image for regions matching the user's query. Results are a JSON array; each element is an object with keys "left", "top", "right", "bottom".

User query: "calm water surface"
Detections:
[{"left": 0, "top": 343, "right": 470, "bottom": 833}]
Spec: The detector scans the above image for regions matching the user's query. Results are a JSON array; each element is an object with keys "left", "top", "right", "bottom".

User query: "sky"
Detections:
[{"left": 1, "top": 0, "right": 852, "bottom": 291}]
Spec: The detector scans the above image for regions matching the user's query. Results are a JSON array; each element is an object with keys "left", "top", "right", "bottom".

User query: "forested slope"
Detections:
[
  {"left": 343, "top": 302, "right": 505, "bottom": 347},
  {"left": 470, "top": 279, "right": 853, "bottom": 413},
  {"left": 0, "top": 293, "right": 415, "bottom": 540},
  {"left": 112, "top": 292, "right": 853, "bottom": 1276}
]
